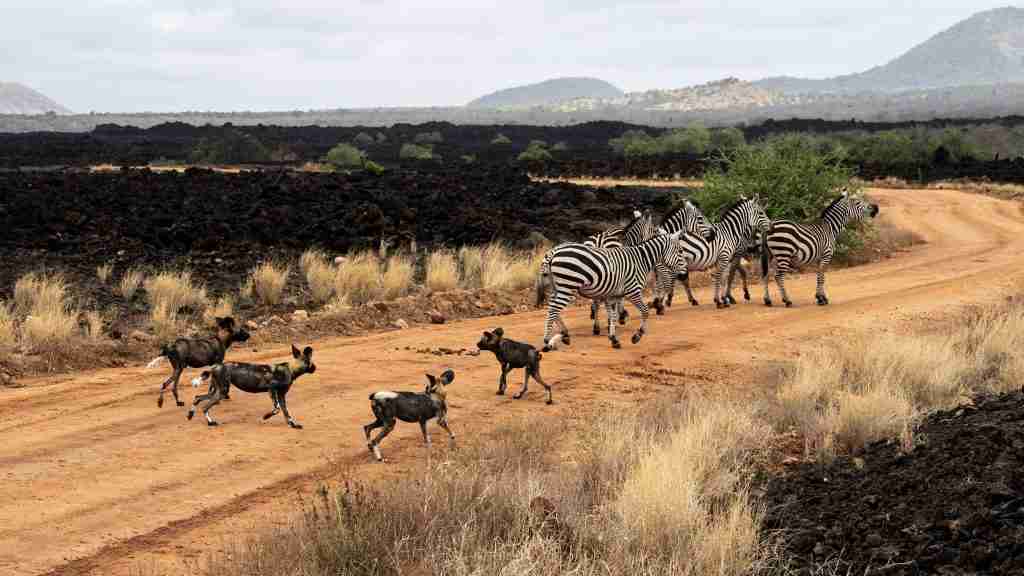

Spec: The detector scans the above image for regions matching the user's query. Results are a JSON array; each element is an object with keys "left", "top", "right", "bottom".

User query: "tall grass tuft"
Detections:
[
  {"left": 301, "top": 249, "right": 336, "bottom": 305},
  {"left": 150, "top": 301, "right": 181, "bottom": 342},
  {"left": 202, "top": 295, "right": 235, "bottom": 326},
  {"left": 118, "top": 268, "right": 145, "bottom": 300},
  {"left": 334, "top": 251, "right": 382, "bottom": 306},
  {"left": 249, "top": 261, "right": 290, "bottom": 307},
  {"left": 96, "top": 263, "right": 113, "bottom": 284},
  {"left": 458, "top": 245, "right": 484, "bottom": 289},
  {"left": 0, "top": 301, "right": 15, "bottom": 348},
  {"left": 381, "top": 254, "right": 415, "bottom": 300},
  {"left": 83, "top": 310, "right": 104, "bottom": 340},
  {"left": 425, "top": 249, "right": 460, "bottom": 292},
  {"left": 144, "top": 270, "right": 207, "bottom": 313},
  {"left": 19, "top": 274, "right": 79, "bottom": 350}
]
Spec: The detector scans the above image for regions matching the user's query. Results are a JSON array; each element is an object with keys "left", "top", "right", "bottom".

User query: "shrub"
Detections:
[
  {"left": 352, "top": 132, "right": 375, "bottom": 147},
  {"left": 83, "top": 310, "right": 104, "bottom": 340},
  {"left": 710, "top": 126, "right": 746, "bottom": 151},
  {"left": 458, "top": 246, "right": 484, "bottom": 289},
  {"left": 117, "top": 268, "right": 145, "bottom": 300},
  {"left": 325, "top": 142, "right": 365, "bottom": 169},
  {"left": 697, "top": 135, "right": 859, "bottom": 223},
  {"left": 399, "top": 143, "right": 434, "bottom": 160},
  {"left": 202, "top": 295, "right": 235, "bottom": 326},
  {"left": 249, "top": 261, "right": 290, "bottom": 307},
  {"left": 551, "top": 141, "right": 570, "bottom": 152},
  {"left": 301, "top": 249, "right": 336, "bottom": 305},
  {"left": 96, "top": 263, "right": 113, "bottom": 284},
  {"left": 491, "top": 133, "right": 512, "bottom": 145},
  {"left": 363, "top": 160, "right": 385, "bottom": 175},
  {"left": 425, "top": 250, "right": 459, "bottom": 292},
  {"left": 517, "top": 141, "right": 552, "bottom": 163},
  {"left": 19, "top": 274, "right": 79, "bottom": 350},
  {"left": 334, "top": 251, "right": 382, "bottom": 306},
  {"left": 461, "top": 154, "right": 477, "bottom": 164},
  {"left": 381, "top": 254, "right": 415, "bottom": 300},
  {"left": 145, "top": 270, "right": 207, "bottom": 314},
  {"left": 150, "top": 301, "right": 181, "bottom": 342},
  {"left": 190, "top": 129, "right": 271, "bottom": 164},
  {"left": 413, "top": 130, "right": 443, "bottom": 144},
  {"left": 0, "top": 302, "right": 15, "bottom": 348}
]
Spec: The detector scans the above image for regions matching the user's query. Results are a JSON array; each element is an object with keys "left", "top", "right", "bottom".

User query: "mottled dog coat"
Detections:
[
  {"left": 149, "top": 316, "right": 250, "bottom": 408},
  {"left": 477, "top": 327, "right": 552, "bottom": 404}
]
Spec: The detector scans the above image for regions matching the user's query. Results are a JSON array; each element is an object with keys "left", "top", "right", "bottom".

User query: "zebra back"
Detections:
[
  {"left": 623, "top": 211, "right": 656, "bottom": 246},
  {"left": 547, "top": 233, "right": 681, "bottom": 298},
  {"left": 657, "top": 200, "right": 715, "bottom": 241}
]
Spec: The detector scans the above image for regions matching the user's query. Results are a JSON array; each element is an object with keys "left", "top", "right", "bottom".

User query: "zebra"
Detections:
[
  {"left": 587, "top": 210, "right": 657, "bottom": 333},
  {"left": 761, "top": 189, "right": 879, "bottom": 307},
  {"left": 662, "top": 195, "right": 771, "bottom": 309},
  {"left": 722, "top": 230, "right": 764, "bottom": 305},
  {"left": 538, "top": 232, "right": 685, "bottom": 351}
]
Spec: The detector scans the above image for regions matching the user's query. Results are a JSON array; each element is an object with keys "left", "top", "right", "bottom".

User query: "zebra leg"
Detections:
[
  {"left": 557, "top": 315, "right": 571, "bottom": 346},
  {"left": 762, "top": 254, "right": 774, "bottom": 307},
  {"left": 713, "top": 259, "right": 730, "bottom": 309},
  {"left": 739, "top": 263, "right": 750, "bottom": 301},
  {"left": 627, "top": 290, "right": 650, "bottom": 345},
  {"left": 605, "top": 300, "right": 621, "bottom": 348},
  {"left": 815, "top": 256, "right": 832, "bottom": 305},
  {"left": 589, "top": 299, "right": 597, "bottom": 321},
  {"left": 680, "top": 272, "right": 699, "bottom": 306},
  {"left": 618, "top": 300, "right": 629, "bottom": 325},
  {"left": 592, "top": 298, "right": 602, "bottom": 335},
  {"left": 542, "top": 300, "right": 562, "bottom": 351},
  {"left": 775, "top": 259, "right": 794, "bottom": 307}
]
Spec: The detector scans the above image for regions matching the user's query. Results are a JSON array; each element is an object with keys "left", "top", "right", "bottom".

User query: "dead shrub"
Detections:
[
  {"left": 83, "top": 310, "right": 104, "bottom": 341},
  {"left": 425, "top": 249, "right": 459, "bottom": 292},
  {"left": 96, "top": 263, "right": 113, "bottom": 284},
  {"left": 334, "top": 251, "right": 382, "bottom": 306},
  {"left": 0, "top": 301, "right": 15, "bottom": 348},
  {"left": 145, "top": 270, "right": 207, "bottom": 313},
  {"left": 202, "top": 295, "right": 235, "bottom": 326},
  {"left": 301, "top": 251, "right": 336, "bottom": 305},
  {"left": 249, "top": 261, "right": 291, "bottom": 307},
  {"left": 117, "top": 267, "right": 145, "bottom": 300},
  {"left": 20, "top": 274, "right": 79, "bottom": 351},
  {"left": 381, "top": 254, "right": 415, "bottom": 300}
]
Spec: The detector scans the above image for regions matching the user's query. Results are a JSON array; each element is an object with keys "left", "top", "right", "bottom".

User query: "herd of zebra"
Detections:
[{"left": 535, "top": 188, "right": 880, "bottom": 351}]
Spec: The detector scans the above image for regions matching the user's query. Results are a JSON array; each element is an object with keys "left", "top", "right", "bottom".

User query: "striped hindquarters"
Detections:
[{"left": 763, "top": 221, "right": 831, "bottom": 267}]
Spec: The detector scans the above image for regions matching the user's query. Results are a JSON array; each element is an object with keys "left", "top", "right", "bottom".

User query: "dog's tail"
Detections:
[
  {"left": 191, "top": 370, "right": 212, "bottom": 389},
  {"left": 145, "top": 355, "right": 166, "bottom": 369}
]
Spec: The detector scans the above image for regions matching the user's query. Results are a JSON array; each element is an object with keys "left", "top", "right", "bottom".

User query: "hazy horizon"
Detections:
[{"left": 2, "top": 1, "right": 1020, "bottom": 113}]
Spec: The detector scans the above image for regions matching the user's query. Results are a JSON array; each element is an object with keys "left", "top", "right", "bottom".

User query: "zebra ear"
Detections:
[
  {"left": 841, "top": 188, "right": 849, "bottom": 198},
  {"left": 669, "top": 231, "right": 682, "bottom": 241}
]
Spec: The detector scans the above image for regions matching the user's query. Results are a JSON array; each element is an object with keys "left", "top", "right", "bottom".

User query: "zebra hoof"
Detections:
[
  {"left": 716, "top": 301, "right": 726, "bottom": 309},
  {"left": 593, "top": 326, "right": 601, "bottom": 336},
  {"left": 207, "top": 420, "right": 219, "bottom": 427},
  {"left": 542, "top": 346, "right": 552, "bottom": 353},
  {"left": 176, "top": 401, "right": 185, "bottom": 407},
  {"left": 610, "top": 338, "right": 622, "bottom": 349},
  {"left": 157, "top": 397, "right": 164, "bottom": 408},
  {"left": 562, "top": 335, "right": 571, "bottom": 346},
  {"left": 631, "top": 332, "right": 643, "bottom": 345},
  {"left": 187, "top": 409, "right": 195, "bottom": 420},
  {"left": 689, "top": 299, "right": 699, "bottom": 306},
  {"left": 784, "top": 301, "right": 793, "bottom": 308},
  {"left": 764, "top": 298, "right": 773, "bottom": 307},
  {"left": 743, "top": 291, "right": 751, "bottom": 301},
  {"left": 816, "top": 295, "right": 830, "bottom": 306}
]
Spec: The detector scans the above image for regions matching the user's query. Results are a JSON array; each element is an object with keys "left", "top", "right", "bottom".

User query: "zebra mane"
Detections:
[
  {"left": 660, "top": 200, "right": 696, "bottom": 226},
  {"left": 623, "top": 212, "right": 646, "bottom": 234},
  {"left": 718, "top": 197, "right": 752, "bottom": 220},
  {"left": 820, "top": 194, "right": 848, "bottom": 219}
]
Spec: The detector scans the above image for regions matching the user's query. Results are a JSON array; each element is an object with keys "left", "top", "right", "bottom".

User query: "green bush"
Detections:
[
  {"left": 364, "top": 160, "right": 385, "bottom": 175},
  {"left": 517, "top": 141, "right": 552, "bottom": 162},
  {"left": 325, "top": 142, "right": 366, "bottom": 168},
  {"left": 697, "top": 136, "right": 860, "bottom": 230},
  {"left": 413, "top": 131, "right": 444, "bottom": 144},
  {"left": 352, "top": 132, "right": 375, "bottom": 147},
  {"left": 608, "top": 125, "right": 711, "bottom": 157},
  {"left": 710, "top": 127, "right": 746, "bottom": 151},
  {"left": 552, "top": 141, "right": 570, "bottom": 152},
  {"left": 461, "top": 154, "right": 476, "bottom": 164},
  {"left": 400, "top": 143, "right": 435, "bottom": 160},
  {"left": 491, "top": 133, "right": 512, "bottom": 145},
  {"left": 189, "top": 130, "right": 271, "bottom": 164}
]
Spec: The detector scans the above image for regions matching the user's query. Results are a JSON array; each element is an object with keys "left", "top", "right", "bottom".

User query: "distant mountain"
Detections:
[
  {"left": 551, "top": 77, "right": 806, "bottom": 113},
  {"left": 467, "top": 77, "right": 624, "bottom": 109},
  {"left": 756, "top": 6, "right": 1024, "bottom": 94},
  {"left": 0, "top": 82, "right": 69, "bottom": 115}
]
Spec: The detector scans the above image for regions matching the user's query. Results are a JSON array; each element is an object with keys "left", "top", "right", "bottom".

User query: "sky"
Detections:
[{"left": 1, "top": 1, "right": 1019, "bottom": 113}]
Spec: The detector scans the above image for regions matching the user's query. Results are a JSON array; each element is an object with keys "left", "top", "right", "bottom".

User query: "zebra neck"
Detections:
[{"left": 822, "top": 209, "right": 851, "bottom": 238}]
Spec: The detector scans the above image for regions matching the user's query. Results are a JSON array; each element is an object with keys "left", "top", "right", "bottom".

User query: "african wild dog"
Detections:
[
  {"left": 188, "top": 344, "right": 316, "bottom": 428},
  {"left": 364, "top": 369, "right": 456, "bottom": 462},
  {"left": 476, "top": 327, "right": 552, "bottom": 404},
  {"left": 147, "top": 316, "right": 250, "bottom": 408}
]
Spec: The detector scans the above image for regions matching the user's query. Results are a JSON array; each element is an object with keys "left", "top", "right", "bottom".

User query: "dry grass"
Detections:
[
  {"left": 144, "top": 270, "right": 207, "bottom": 313},
  {"left": 249, "top": 261, "right": 291, "bottom": 307},
  {"left": 458, "top": 243, "right": 545, "bottom": 291},
  {"left": 458, "top": 245, "right": 484, "bottom": 289},
  {"left": 150, "top": 301, "right": 181, "bottom": 342},
  {"left": 0, "top": 302, "right": 15, "bottom": 349},
  {"left": 381, "top": 254, "right": 415, "bottom": 300},
  {"left": 425, "top": 250, "right": 460, "bottom": 292},
  {"left": 299, "top": 248, "right": 329, "bottom": 274},
  {"left": 206, "top": 394, "right": 780, "bottom": 576},
  {"left": 18, "top": 274, "right": 79, "bottom": 351},
  {"left": 202, "top": 295, "right": 235, "bottom": 326},
  {"left": 117, "top": 268, "right": 145, "bottom": 300},
  {"left": 96, "top": 263, "right": 113, "bottom": 284},
  {"left": 772, "top": 298, "right": 1024, "bottom": 459},
  {"left": 334, "top": 250, "right": 382, "bottom": 306},
  {"left": 239, "top": 276, "right": 254, "bottom": 301},
  {"left": 83, "top": 310, "right": 104, "bottom": 340}
]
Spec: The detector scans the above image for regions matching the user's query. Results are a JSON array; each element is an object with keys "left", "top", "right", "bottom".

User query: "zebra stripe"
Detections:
[
  {"left": 663, "top": 195, "right": 771, "bottom": 309},
  {"left": 541, "top": 232, "right": 683, "bottom": 350},
  {"left": 761, "top": 190, "right": 879, "bottom": 307},
  {"left": 588, "top": 211, "right": 655, "bottom": 331}
]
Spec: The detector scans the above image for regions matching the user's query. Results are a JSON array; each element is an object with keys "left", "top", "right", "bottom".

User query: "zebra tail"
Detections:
[
  {"left": 760, "top": 230, "right": 770, "bottom": 279},
  {"left": 535, "top": 271, "right": 548, "bottom": 307}
]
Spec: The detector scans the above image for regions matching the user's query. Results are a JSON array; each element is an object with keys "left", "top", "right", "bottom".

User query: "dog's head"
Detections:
[
  {"left": 425, "top": 369, "right": 455, "bottom": 397},
  {"left": 290, "top": 344, "right": 316, "bottom": 376},
  {"left": 477, "top": 327, "right": 505, "bottom": 352},
  {"left": 216, "top": 316, "right": 250, "bottom": 344}
]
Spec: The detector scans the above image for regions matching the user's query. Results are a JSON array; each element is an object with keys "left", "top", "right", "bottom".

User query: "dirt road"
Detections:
[{"left": 3, "top": 187, "right": 1024, "bottom": 576}]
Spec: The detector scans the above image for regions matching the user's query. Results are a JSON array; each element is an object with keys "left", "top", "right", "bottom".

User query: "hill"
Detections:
[
  {"left": 756, "top": 6, "right": 1024, "bottom": 94},
  {"left": 0, "top": 82, "right": 70, "bottom": 115},
  {"left": 467, "top": 77, "right": 624, "bottom": 109}
]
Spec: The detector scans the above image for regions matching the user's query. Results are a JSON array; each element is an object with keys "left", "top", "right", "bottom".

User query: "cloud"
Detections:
[{"left": 0, "top": 1, "right": 1017, "bottom": 112}]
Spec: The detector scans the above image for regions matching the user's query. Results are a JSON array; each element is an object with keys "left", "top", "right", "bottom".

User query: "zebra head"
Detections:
[
  {"left": 836, "top": 188, "right": 880, "bottom": 222},
  {"left": 658, "top": 200, "right": 716, "bottom": 242},
  {"left": 747, "top": 194, "right": 772, "bottom": 234}
]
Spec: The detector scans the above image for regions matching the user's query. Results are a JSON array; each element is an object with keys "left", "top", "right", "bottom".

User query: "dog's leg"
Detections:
[
  {"left": 200, "top": 386, "right": 224, "bottom": 426},
  {"left": 157, "top": 373, "right": 175, "bottom": 408},
  {"left": 187, "top": 388, "right": 215, "bottom": 421},
  {"left": 370, "top": 419, "right": 396, "bottom": 462},
  {"left": 278, "top": 390, "right": 302, "bottom": 429},
  {"left": 438, "top": 415, "right": 455, "bottom": 448},
  {"left": 498, "top": 364, "right": 511, "bottom": 395},
  {"left": 169, "top": 363, "right": 186, "bottom": 407},
  {"left": 419, "top": 419, "right": 431, "bottom": 448},
  {"left": 529, "top": 361, "right": 553, "bottom": 405},
  {"left": 513, "top": 367, "right": 529, "bottom": 400},
  {"left": 263, "top": 389, "right": 281, "bottom": 421}
]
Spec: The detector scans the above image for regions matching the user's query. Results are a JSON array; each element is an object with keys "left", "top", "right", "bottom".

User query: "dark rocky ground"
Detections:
[{"left": 764, "top": 391, "right": 1024, "bottom": 576}]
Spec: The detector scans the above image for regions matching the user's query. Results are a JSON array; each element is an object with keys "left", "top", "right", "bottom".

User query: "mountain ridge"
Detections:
[{"left": 0, "top": 82, "right": 70, "bottom": 115}]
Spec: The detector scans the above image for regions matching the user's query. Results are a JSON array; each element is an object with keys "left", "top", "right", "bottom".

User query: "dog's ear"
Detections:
[
  {"left": 482, "top": 330, "right": 492, "bottom": 338},
  {"left": 494, "top": 327, "right": 504, "bottom": 338},
  {"left": 217, "top": 317, "right": 235, "bottom": 330},
  {"left": 441, "top": 369, "right": 455, "bottom": 385},
  {"left": 425, "top": 373, "right": 437, "bottom": 390},
  {"left": 303, "top": 346, "right": 313, "bottom": 358},
  {"left": 292, "top": 344, "right": 301, "bottom": 358}
]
